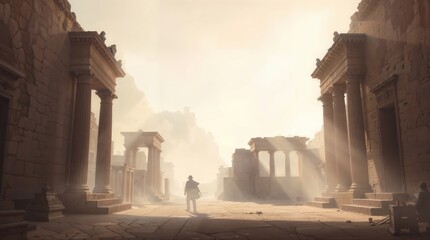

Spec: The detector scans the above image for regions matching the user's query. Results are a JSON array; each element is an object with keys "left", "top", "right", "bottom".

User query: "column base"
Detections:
[
  {"left": 93, "top": 186, "right": 113, "bottom": 194},
  {"left": 334, "top": 184, "right": 348, "bottom": 192},
  {"left": 322, "top": 186, "right": 335, "bottom": 196},
  {"left": 348, "top": 183, "right": 372, "bottom": 197}
]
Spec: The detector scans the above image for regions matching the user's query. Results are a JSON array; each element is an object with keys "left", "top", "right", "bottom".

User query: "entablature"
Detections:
[
  {"left": 122, "top": 131, "right": 165, "bottom": 150},
  {"left": 312, "top": 33, "right": 366, "bottom": 94},
  {"left": 69, "top": 31, "right": 125, "bottom": 93},
  {"left": 248, "top": 136, "right": 308, "bottom": 153}
]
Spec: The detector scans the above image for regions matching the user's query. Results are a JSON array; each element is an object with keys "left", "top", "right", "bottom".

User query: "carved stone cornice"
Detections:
[
  {"left": 248, "top": 136, "right": 308, "bottom": 152},
  {"left": 312, "top": 33, "right": 366, "bottom": 80},
  {"left": 69, "top": 31, "right": 125, "bottom": 92},
  {"left": 370, "top": 74, "right": 398, "bottom": 106},
  {"left": 312, "top": 33, "right": 366, "bottom": 94},
  {"left": 69, "top": 31, "right": 125, "bottom": 76},
  {"left": 121, "top": 131, "right": 165, "bottom": 150},
  {"left": 318, "top": 93, "right": 333, "bottom": 105}
]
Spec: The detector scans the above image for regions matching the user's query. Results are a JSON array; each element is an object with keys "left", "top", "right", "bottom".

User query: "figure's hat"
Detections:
[{"left": 188, "top": 175, "right": 193, "bottom": 179}]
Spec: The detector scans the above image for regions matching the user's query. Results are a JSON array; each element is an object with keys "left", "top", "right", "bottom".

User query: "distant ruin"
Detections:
[{"left": 223, "top": 136, "right": 324, "bottom": 201}]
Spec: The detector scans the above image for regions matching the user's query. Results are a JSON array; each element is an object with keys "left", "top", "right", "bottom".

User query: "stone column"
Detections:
[
  {"left": 121, "top": 167, "right": 127, "bottom": 202},
  {"left": 284, "top": 151, "right": 290, "bottom": 177},
  {"left": 345, "top": 73, "right": 371, "bottom": 194},
  {"left": 131, "top": 148, "right": 138, "bottom": 168},
  {"left": 124, "top": 147, "right": 132, "bottom": 165},
  {"left": 147, "top": 147, "right": 154, "bottom": 195},
  {"left": 66, "top": 72, "right": 93, "bottom": 193},
  {"left": 253, "top": 151, "right": 260, "bottom": 177},
  {"left": 130, "top": 171, "right": 134, "bottom": 203},
  {"left": 94, "top": 90, "right": 115, "bottom": 193},
  {"left": 269, "top": 151, "right": 275, "bottom": 177},
  {"left": 319, "top": 93, "right": 336, "bottom": 194},
  {"left": 332, "top": 84, "right": 351, "bottom": 192},
  {"left": 156, "top": 149, "right": 162, "bottom": 194}
]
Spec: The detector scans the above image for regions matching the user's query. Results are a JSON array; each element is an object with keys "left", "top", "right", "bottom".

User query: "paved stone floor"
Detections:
[{"left": 28, "top": 199, "right": 428, "bottom": 240}]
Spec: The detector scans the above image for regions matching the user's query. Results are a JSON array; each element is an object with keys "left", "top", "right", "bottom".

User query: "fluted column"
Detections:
[
  {"left": 345, "top": 73, "right": 371, "bottom": 193},
  {"left": 269, "top": 151, "right": 275, "bottom": 177},
  {"left": 156, "top": 149, "right": 162, "bottom": 194},
  {"left": 147, "top": 147, "right": 154, "bottom": 195},
  {"left": 332, "top": 85, "right": 351, "bottom": 192},
  {"left": 319, "top": 93, "right": 336, "bottom": 193},
  {"left": 284, "top": 151, "right": 290, "bottom": 177},
  {"left": 66, "top": 72, "right": 93, "bottom": 193},
  {"left": 94, "top": 90, "right": 116, "bottom": 193}
]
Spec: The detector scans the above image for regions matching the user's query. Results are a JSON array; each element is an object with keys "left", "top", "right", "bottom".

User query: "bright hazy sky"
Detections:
[{"left": 70, "top": 0, "right": 361, "bottom": 173}]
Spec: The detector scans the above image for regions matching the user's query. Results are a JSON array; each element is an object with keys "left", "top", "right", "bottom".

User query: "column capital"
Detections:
[
  {"left": 332, "top": 84, "right": 346, "bottom": 96},
  {"left": 96, "top": 89, "right": 117, "bottom": 101},
  {"left": 72, "top": 70, "right": 94, "bottom": 84},
  {"left": 318, "top": 93, "right": 333, "bottom": 105},
  {"left": 344, "top": 71, "right": 363, "bottom": 85}
]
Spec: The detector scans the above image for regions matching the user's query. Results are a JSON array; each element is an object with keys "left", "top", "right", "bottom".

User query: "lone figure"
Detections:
[
  {"left": 416, "top": 182, "right": 430, "bottom": 223},
  {"left": 184, "top": 175, "right": 200, "bottom": 212}
]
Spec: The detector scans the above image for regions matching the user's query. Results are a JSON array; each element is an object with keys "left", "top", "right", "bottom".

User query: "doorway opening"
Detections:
[{"left": 379, "top": 105, "right": 404, "bottom": 192}]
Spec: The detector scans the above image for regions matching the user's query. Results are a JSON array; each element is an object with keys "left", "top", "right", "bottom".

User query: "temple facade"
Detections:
[
  {"left": 308, "top": 0, "right": 430, "bottom": 215},
  {"left": 223, "top": 136, "right": 324, "bottom": 201},
  {"left": 0, "top": 0, "right": 127, "bottom": 238}
]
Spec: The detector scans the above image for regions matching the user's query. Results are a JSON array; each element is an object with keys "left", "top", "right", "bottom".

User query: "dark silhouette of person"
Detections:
[
  {"left": 184, "top": 175, "right": 200, "bottom": 212},
  {"left": 416, "top": 182, "right": 430, "bottom": 223}
]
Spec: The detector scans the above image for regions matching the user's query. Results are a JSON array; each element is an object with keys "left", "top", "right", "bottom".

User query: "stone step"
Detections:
[
  {"left": 87, "top": 193, "right": 115, "bottom": 200},
  {"left": 87, "top": 198, "right": 122, "bottom": 207},
  {"left": 352, "top": 198, "right": 394, "bottom": 208},
  {"left": 364, "top": 192, "right": 409, "bottom": 201},
  {"left": 96, "top": 203, "right": 132, "bottom": 214},
  {"left": 0, "top": 221, "right": 30, "bottom": 239},
  {"left": 315, "top": 197, "right": 336, "bottom": 204},
  {"left": 341, "top": 204, "right": 387, "bottom": 216},
  {"left": 307, "top": 201, "right": 335, "bottom": 208},
  {"left": 0, "top": 210, "right": 25, "bottom": 224}
]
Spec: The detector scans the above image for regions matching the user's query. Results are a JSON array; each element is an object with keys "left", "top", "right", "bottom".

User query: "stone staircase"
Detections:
[
  {"left": 0, "top": 200, "right": 31, "bottom": 239},
  {"left": 341, "top": 193, "right": 409, "bottom": 216},
  {"left": 60, "top": 193, "right": 132, "bottom": 214},
  {"left": 307, "top": 196, "right": 336, "bottom": 208}
]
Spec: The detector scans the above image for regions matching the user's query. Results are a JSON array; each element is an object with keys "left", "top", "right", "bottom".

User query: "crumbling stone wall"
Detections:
[
  {"left": 349, "top": 0, "right": 430, "bottom": 192},
  {"left": 0, "top": 0, "right": 81, "bottom": 200}
]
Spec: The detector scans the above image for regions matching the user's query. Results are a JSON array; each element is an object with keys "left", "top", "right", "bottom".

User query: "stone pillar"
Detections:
[
  {"left": 124, "top": 147, "right": 132, "bottom": 165},
  {"left": 164, "top": 178, "right": 170, "bottom": 200},
  {"left": 345, "top": 74, "right": 371, "bottom": 194},
  {"left": 121, "top": 167, "right": 127, "bottom": 202},
  {"left": 66, "top": 72, "right": 93, "bottom": 193},
  {"left": 332, "top": 85, "right": 351, "bottom": 192},
  {"left": 254, "top": 151, "right": 260, "bottom": 177},
  {"left": 130, "top": 171, "right": 134, "bottom": 203},
  {"left": 93, "top": 90, "right": 115, "bottom": 193},
  {"left": 269, "top": 151, "right": 275, "bottom": 177},
  {"left": 147, "top": 147, "right": 154, "bottom": 195},
  {"left": 284, "top": 151, "right": 290, "bottom": 177},
  {"left": 131, "top": 148, "right": 138, "bottom": 168},
  {"left": 155, "top": 149, "right": 162, "bottom": 195},
  {"left": 319, "top": 93, "right": 336, "bottom": 194}
]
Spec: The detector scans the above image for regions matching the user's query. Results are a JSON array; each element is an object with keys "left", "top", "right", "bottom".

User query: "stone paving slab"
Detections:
[{"left": 27, "top": 199, "right": 429, "bottom": 240}]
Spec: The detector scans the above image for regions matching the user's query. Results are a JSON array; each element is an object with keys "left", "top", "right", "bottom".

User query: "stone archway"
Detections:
[{"left": 121, "top": 131, "right": 165, "bottom": 200}]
